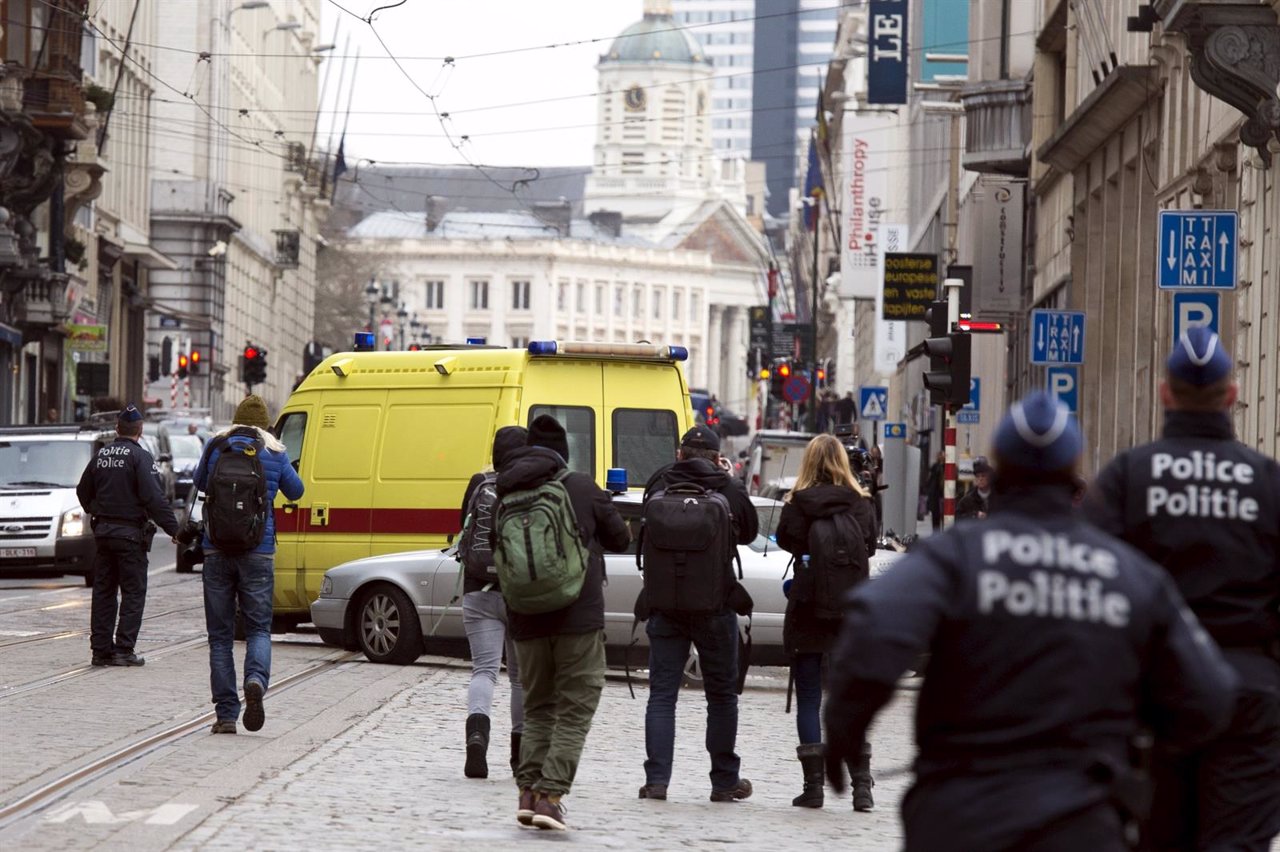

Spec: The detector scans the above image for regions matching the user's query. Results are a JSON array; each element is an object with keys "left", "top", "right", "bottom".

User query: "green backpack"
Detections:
[{"left": 493, "top": 470, "right": 590, "bottom": 614}]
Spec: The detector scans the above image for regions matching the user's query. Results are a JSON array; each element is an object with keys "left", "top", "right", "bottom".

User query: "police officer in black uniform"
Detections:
[
  {"left": 1085, "top": 328, "right": 1280, "bottom": 851},
  {"left": 76, "top": 406, "right": 179, "bottom": 667},
  {"left": 823, "top": 391, "right": 1238, "bottom": 851}
]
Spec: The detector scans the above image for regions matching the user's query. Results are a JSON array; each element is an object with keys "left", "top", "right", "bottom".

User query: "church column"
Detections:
[
  {"left": 705, "top": 304, "right": 723, "bottom": 394},
  {"left": 725, "top": 306, "right": 748, "bottom": 414}
]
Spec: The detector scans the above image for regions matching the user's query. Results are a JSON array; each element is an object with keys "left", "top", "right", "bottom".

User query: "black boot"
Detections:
[
  {"left": 850, "top": 742, "right": 874, "bottom": 812},
  {"left": 465, "top": 713, "right": 490, "bottom": 779},
  {"left": 510, "top": 732, "right": 522, "bottom": 776},
  {"left": 792, "top": 743, "right": 825, "bottom": 808}
]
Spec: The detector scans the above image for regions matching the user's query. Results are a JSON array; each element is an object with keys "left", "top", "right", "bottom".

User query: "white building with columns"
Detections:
[{"left": 337, "top": 1, "right": 770, "bottom": 417}]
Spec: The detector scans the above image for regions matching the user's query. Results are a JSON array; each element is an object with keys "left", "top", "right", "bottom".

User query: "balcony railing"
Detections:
[
  {"left": 960, "top": 79, "right": 1032, "bottom": 176},
  {"left": 19, "top": 0, "right": 89, "bottom": 140}
]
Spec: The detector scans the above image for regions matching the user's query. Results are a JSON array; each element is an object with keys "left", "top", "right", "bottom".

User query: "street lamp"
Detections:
[
  {"left": 379, "top": 293, "right": 394, "bottom": 350},
  {"left": 409, "top": 316, "right": 421, "bottom": 346},
  {"left": 363, "top": 277, "right": 380, "bottom": 332},
  {"left": 265, "top": 20, "right": 303, "bottom": 36},
  {"left": 396, "top": 303, "right": 410, "bottom": 351}
]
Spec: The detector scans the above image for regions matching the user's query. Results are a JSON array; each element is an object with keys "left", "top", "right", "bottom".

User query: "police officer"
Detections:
[
  {"left": 824, "top": 391, "right": 1237, "bottom": 851},
  {"left": 1085, "top": 328, "right": 1280, "bottom": 851},
  {"left": 76, "top": 406, "right": 180, "bottom": 667}
]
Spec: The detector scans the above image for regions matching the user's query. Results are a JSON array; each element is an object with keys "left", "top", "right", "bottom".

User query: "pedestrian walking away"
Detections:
[
  {"left": 457, "top": 425, "right": 527, "bottom": 779},
  {"left": 1084, "top": 328, "right": 1280, "bottom": 852},
  {"left": 76, "top": 405, "right": 180, "bottom": 667},
  {"left": 491, "top": 414, "right": 630, "bottom": 831},
  {"left": 775, "top": 434, "right": 877, "bottom": 811},
  {"left": 955, "top": 456, "right": 992, "bottom": 521},
  {"left": 193, "top": 395, "right": 304, "bottom": 735},
  {"left": 636, "top": 425, "right": 759, "bottom": 805},
  {"left": 824, "top": 391, "right": 1238, "bottom": 852}
]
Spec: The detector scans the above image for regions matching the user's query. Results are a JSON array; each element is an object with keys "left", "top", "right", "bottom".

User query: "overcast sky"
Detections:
[{"left": 317, "top": 1, "right": 641, "bottom": 168}]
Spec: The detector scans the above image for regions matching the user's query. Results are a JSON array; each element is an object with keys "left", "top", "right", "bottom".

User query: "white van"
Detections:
[{"left": 0, "top": 424, "right": 114, "bottom": 585}]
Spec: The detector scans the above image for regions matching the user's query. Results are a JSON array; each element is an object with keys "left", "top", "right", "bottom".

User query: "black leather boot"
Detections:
[
  {"left": 792, "top": 743, "right": 825, "bottom": 808},
  {"left": 510, "top": 732, "right": 522, "bottom": 775},
  {"left": 465, "top": 713, "right": 490, "bottom": 779},
  {"left": 850, "top": 742, "right": 874, "bottom": 812}
]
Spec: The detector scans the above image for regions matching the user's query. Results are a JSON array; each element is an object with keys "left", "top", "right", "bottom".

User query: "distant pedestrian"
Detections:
[
  {"left": 193, "top": 395, "right": 304, "bottom": 735},
  {"left": 637, "top": 425, "right": 758, "bottom": 804},
  {"left": 775, "top": 434, "right": 877, "bottom": 810},
  {"left": 825, "top": 391, "right": 1237, "bottom": 850},
  {"left": 492, "top": 415, "right": 630, "bottom": 831},
  {"left": 1085, "top": 328, "right": 1280, "bottom": 851},
  {"left": 835, "top": 392, "right": 856, "bottom": 426},
  {"left": 456, "top": 426, "right": 527, "bottom": 779},
  {"left": 955, "top": 456, "right": 992, "bottom": 521},
  {"left": 77, "top": 405, "right": 180, "bottom": 667},
  {"left": 925, "top": 451, "right": 944, "bottom": 530}
]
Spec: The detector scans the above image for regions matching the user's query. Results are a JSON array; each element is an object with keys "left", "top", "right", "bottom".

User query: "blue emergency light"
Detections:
[
  {"left": 664, "top": 345, "right": 689, "bottom": 361},
  {"left": 466, "top": 337, "right": 486, "bottom": 345},
  {"left": 606, "top": 468, "right": 628, "bottom": 494},
  {"left": 353, "top": 331, "right": 376, "bottom": 351},
  {"left": 527, "top": 340, "right": 558, "bottom": 355}
]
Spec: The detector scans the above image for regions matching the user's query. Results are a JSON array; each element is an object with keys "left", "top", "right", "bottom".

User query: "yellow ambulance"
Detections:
[{"left": 268, "top": 339, "right": 693, "bottom": 626}]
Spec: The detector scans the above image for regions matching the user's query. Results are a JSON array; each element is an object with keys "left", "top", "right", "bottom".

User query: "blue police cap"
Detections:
[
  {"left": 993, "top": 391, "right": 1081, "bottom": 472},
  {"left": 117, "top": 405, "right": 143, "bottom": 423},
  {"left": 1167, "top": 327, "right": 1231, "bottom": 386}
]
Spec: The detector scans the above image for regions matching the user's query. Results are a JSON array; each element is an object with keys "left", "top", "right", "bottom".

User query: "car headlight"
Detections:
[
  {"left": 320, "top": 576, "right": 333, "bottom": 596},
  {"left": 61, "top": 508, "right": 85, "bottom": 538}
]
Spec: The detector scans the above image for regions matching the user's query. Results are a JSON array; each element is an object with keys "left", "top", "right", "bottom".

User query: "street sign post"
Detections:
[
  {"left": 1172, "top": 291, "right": 1220, "bottom": 340},
  {"left": 783, "top": 374, "right": 812, "bottom": 404},
  {"left": 957, "top": 377, "right": 980, "bottom": 424},
  {"left": 1031, "top": 309, "right": 1086, "bottom": 365},
  {"left": 1157, "top": 210, "right": 1238, "bottom": 289},
  {"left": 859, "top": 386, "right": 888, "bottom": 421},
  {"left": 748, "top": 305, "right": 771, "bottom": 350},
  {"left": 1047, "top": 366, "right": 1078, "bottom": 413}
]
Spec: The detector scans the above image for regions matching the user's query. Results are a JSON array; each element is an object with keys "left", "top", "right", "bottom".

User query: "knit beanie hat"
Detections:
[
  {"left": 1167, "top": 327, "right": 1232, "bottom": 386},
  {"left": 993, "top": 391, "right": 1081, "bottom": 472},
  {"left": 527, "top": 414, "right": 569, "bottom": 463},
  {"left": 233, "top": 395, "right": 271, "bottom": 430},
  {"left": 492, "top": 425, "right": 529, "bottom": 469}
]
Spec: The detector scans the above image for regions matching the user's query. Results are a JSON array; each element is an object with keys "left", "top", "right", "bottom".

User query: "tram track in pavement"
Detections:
[
  {"left": 0, "top": 650, "right": 363, "bottom": 829},
  {"left": 0, "top": 635, "right": 209, "bottom": 701},
  {"left": 0, "top": 567, "right": 191, "bottom": 619},
  {"left": 0, "top": 603, "right": 206, "bottom": 650}
]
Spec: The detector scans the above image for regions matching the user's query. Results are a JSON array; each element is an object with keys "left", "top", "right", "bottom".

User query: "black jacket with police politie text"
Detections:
[
  {"left": 1085, "top": 410, "right": 1280, "bottom": 653},
  {"left": 76, "top": 437, "right": 179, "bottom": 542},
  {"left": 826, "top": 483, "right": 1236, "bottom": 851},
  {"left": 492, "top": 447, "right": 630, "bottom": 641}
]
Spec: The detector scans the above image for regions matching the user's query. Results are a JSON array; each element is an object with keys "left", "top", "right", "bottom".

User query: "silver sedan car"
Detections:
[{"left": 311, "top": 493, "right": 904, "bottom": 667}]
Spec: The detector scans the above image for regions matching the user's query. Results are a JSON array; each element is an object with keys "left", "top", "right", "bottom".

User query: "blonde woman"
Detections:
[{"left": 776, "top": 434, "right": 877, "bottom": 811}]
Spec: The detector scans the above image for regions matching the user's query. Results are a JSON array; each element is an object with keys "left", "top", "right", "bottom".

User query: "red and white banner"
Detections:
[{"left": 839, "top": 113, "right": 895, "bottom": 300}]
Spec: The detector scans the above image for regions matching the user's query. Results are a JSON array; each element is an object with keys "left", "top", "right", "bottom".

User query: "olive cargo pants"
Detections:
[{"left": 513, "top": 630, "right": 606, "bottom": 796}]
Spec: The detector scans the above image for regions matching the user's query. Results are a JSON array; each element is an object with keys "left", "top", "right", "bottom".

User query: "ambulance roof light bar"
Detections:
[{"left": 527, "top": 340, "right": 688, "bottom": 361}]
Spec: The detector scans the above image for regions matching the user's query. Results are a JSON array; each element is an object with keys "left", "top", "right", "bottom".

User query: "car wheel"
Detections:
[{"left": 355, "top": 584, "right": 423, "bottom": 665}]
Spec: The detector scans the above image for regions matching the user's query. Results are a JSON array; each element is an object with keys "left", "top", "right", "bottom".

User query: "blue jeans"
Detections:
[
  {"left": 792, "top": 652, "right": 824, "bottom": 744},
  {"left": 644, "top": 609, "right": 741, "bottom": 791},
  {"left": 462, "top": 590, "right": 523, "bottom": 732},
  {"left": 203, "top": 551, "right": 274, "bottom": 722}
]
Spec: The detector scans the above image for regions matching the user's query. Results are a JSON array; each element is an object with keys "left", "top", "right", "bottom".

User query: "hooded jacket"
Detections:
[
  {"left": 776, "top": 483, "right": 876, "bottom": 654},
  {"left": 459, "top": 426, "right": 528, "bottom": 594},
  {"left": 194, "top": 425, "right": 304, "bottom": 555},
  {"left": 492, "top": 446, "right": 630, "bottom": 640}
]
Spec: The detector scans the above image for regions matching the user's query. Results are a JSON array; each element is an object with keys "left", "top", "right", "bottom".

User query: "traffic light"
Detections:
[
  {"left": 816, "top": 366, "right": 827, "bottom": 385},
  {"left": 148, "top": 355, "right": 160, "bottom": 383},
  {"left": 922, "top": 300, "right": 972, "bottom": 407},
  {"left": 189, "top": 350, "right": 201, "bottom": 375},
  {"left": 703, "top": 403, "right": 720, "bottom": 427},
  {"left": 407, "top": 342, "right": 422, "bottom": 352},
  {"left": 242, "top": 344, "right": 267, "bottom": 385},
  {"left": 771, "top": 361, "right": 791, "bottom": 398},
  {"left": 177, "top": 353, "right": 189, "bottom": 379}
]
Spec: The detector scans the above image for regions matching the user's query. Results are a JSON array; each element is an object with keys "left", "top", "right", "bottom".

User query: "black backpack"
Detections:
[
  {"left": 457, "top": 472, "right": 498, "bottom": 585},
  {"left": 637, "top": 481, "right": 737, "bottom": 614},
  {"left": 204, "top": 429, "right": 268, "bottom": 554},
  {"left": 792, "top": 512, "right": 868, "bottom": 620}
]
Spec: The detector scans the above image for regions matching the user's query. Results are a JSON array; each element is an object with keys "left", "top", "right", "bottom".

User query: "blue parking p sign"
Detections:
[
  {"left": 1158, "top": 210, "right": 1237, "bottom": 289},
  {"left": 1172, "top": 291, "right": 1220, "bottom": 340},
  {"left": 1047, "top": 366, "right": 1078, "bottom": 413}
]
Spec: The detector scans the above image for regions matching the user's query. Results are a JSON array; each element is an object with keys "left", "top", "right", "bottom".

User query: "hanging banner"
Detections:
[
  {"left": 867, "top": 0, "right": 909, "bottom": 105},
  {"left": 874, "top": 224, "right": 909, "bottom": 375},
  {"left": 839, "top": 114, "right": 893, "bottom": 299},
  {"left": 972, "top": 176, "right": 1025, "bottom": 314}
]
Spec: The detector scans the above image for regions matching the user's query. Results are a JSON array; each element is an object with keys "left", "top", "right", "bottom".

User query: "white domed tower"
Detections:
[{"left": 583, "top": 0, "right": 719, "bottom": 224}]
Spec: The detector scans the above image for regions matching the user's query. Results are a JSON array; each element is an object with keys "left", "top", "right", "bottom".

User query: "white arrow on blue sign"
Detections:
[
  {"left": 1157, "top": 210, "right": 1237, "bottom": 289},
  {"left": 957, "top": 377, "right": 980, "bottom": 424},
  {"left": 859, "top": 386, "right": 888, "bottom": 421},
  {"left": 1031, "top": 310, "right": 1086, "bottom": 365}
]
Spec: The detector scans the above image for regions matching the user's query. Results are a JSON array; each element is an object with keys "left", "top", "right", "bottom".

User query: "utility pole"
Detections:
[
  {"left": 807, "top": 219, "right": 820, "bottom": 433},
  {"left": 942, "top": 277, "right": 963, "bottom": 529}
]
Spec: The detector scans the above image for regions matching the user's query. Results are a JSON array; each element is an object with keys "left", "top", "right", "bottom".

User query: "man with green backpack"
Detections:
[{"left": 491, "top": 415, "right": 631, "bottom": 832}]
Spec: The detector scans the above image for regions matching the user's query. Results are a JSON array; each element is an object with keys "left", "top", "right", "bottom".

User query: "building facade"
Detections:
[{"left": 147, "top": 0, "right": 326, "bottom": 418}]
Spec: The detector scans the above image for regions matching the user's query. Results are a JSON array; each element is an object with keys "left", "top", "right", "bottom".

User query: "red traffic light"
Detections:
[
  {"left": 816, "top": 368, "right": 826, "bottom": 382},
  {"left": 244, "top": 346, "right": 259, "bottom": 360},
  {"left": 190, "top": 350, "right": 201, "bottom": 364},
  {"left": 177, "top": 354, "right": 189, "bottom": 369},
  {"left": 778, "top": 363, "right": 791, "bottom": 378}
]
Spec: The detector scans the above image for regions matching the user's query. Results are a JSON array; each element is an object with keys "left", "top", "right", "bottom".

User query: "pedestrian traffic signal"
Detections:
[
  {"left": 177, "top": 353, "right": 189, "bottom": 379},
  {"left": 189, "top": 350, "right": 201, "bottom": 375}
]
